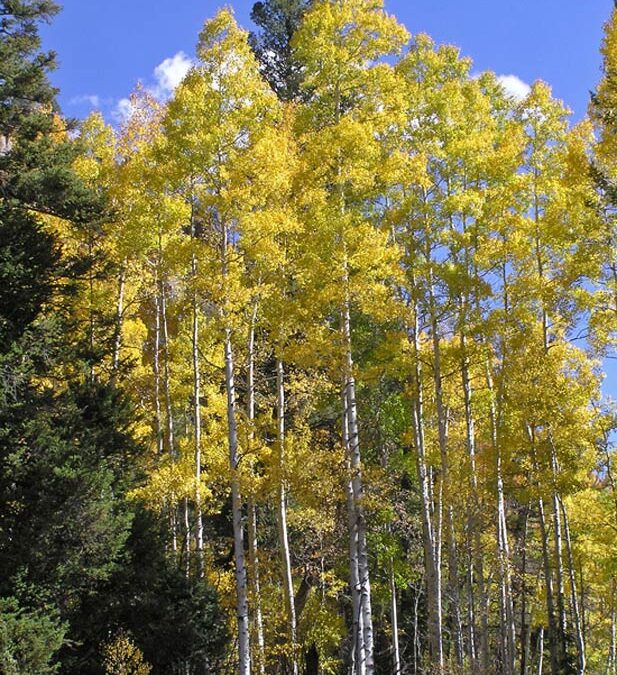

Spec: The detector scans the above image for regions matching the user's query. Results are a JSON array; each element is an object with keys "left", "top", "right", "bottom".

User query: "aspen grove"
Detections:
[{"left": 3, "top": 0, "right": 617, "bottom": 673}]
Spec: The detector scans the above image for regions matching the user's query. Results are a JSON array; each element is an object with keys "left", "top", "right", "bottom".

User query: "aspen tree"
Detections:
[
  {"left": 293, "top": 1, "right": 408, "bottom": 669},
  {"left": 389, "top": 35, "right": 476, "bottom": 670},
  {"left": 236, "top": 115, "right": 302, "bottom": 672},
  {"left": 42, "top": 4, "right": 617, "bottom": 671},
  {"left": 164, "top": 10, "right": 279, "bottom": 672},
  {"left": 515, "top": 82, "right": 598, "bottom": 673}
]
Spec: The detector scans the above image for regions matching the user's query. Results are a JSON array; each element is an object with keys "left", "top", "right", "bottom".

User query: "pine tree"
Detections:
[{"left": 249, "top": 0, "right": 312, "bottom": 100}]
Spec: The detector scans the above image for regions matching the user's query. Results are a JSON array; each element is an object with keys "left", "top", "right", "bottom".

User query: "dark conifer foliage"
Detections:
[{"left": 249, "top": 0, "right": 312, "bottom": 100}]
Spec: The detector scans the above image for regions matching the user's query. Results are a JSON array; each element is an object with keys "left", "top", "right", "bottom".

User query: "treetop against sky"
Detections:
[{"left": 42, "top": 0, "right": 611, "bottom": 125}]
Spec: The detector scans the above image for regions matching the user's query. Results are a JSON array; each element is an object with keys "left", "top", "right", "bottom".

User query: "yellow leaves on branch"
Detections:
[
  {"left": 129, "top": 454, "right": 214, "bottom": 514},
  {"left": 292, "top": 0, "right": 409, "bottom": 97},
  {"left": 102, "top": 631, "right": 152, "bottom": 675}
]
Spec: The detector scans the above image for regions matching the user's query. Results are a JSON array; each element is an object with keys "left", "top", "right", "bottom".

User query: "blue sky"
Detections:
[{"left": 41, "top": 0, "right": 613, "bottom": 123}]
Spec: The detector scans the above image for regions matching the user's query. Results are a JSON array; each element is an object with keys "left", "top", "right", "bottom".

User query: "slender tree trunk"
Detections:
[
  {"left": 498, "top": 489, "right": 515, "bottom": 675},
  {"left": 221, "top": 221, "right": 250, "bottom": 674},
  {"left": 413, "top": 582, "right": 421, "bottom": 675},
  {"left": 334, "top": 82, "right": 368, "bottom": 674},
  {"left": 427, "top": 264, "right": 462, "bottom": 672},
  {"left": 466, "top": 544, "right": 478, "bottom": 673},
  {"left": 159, "top": 274, "right": 178, "bottom": 553},
  {"left": 224, "top": 326, "right": 251, "bottom": 675},
  {"left": 548, "top": 445, "right": 568, "bottom": 673},
  {"left": 446, "top": 502, "right": 464, "bottom": 668},
  {"left": 521, "top": 505, "right": 530, "bottom": 675},
  {"left": 343, "top": 293, "right": 375, "bottom": 674},
  {"left": 538, "top": 495, "right": 559, "bottom": 675},
  {"left": 389, "top": 558, "right": 401, "bottom": 675},
  {"left": 550, "top": 485, "right": 567, "bottom": 672},
  {"left": 88, "top": 237, "right": 95, "bottom": 384},
  {"left": 611, "top": 598, "right": 616, "bottom": 675},
  {"left": 170, "top": 503, "right": 178, "bottom": 557},
  {"left": 604, "top": 438, "right": 617, "bottom": 675},
  {"left": 344, "top": 389, "right": 366, "bottom": 675},
  {"left": 535, "top": 188, "right": 568, "bottom": 673},
  {"left": 276, "top": 358, "right": 298, "bottom": 675},
  {"left": 409, "top": 296, "right": 443, "bottom": 671},
  {"left": 347, "top": 478, "right": 365, "bottom": 675},
  {"left": 333, "top": 69, "right": 375, "bottom": 669},
  {"left": 559, "top": 496, "right": 585, "bottom": 673},
  {"left": 580, "top": 565, "right": 587, "bottom": 659},
  {"left": 155, "top": 272, "right": 173, "bottom": 556},
  {"left": 538, "top": 627, "right": 544, "bottom": 675},
  {"left": 153, "top": 287, "right": 164, "bottom": 455},
  {"left": 112, "top": 264, "right": 126, "bottom": 373},
  {"left": 247, "top": 503, "right": 265, "bottom": 674},
  {"left": 191, "top": 241, "right": 204, "bottom": 579},
  {"left": 160, "top": 261, "right": 175, "bottom": 457},
  {"left": 487, "top": 355, "right": 515, "bottom": 674},
  {"left": 246, "top": 315, "right": 266, "bottom": 675},
  {"left": 184, "top": 496, "right": 191, "bottom": 579},
  {"left": 461, "top": 329, "right": 490, "bottom": 673},
  {"left": 157, "top": 228, "right": 176, "bottom": 460}
]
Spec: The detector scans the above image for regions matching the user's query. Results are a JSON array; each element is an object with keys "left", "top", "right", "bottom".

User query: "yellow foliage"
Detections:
[{"left": 102, "top": 631, "right": 152, "bottom": 675}]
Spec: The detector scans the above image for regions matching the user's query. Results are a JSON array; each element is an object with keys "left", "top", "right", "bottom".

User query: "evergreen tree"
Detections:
[{"left": 249, "top": 0, "right": 312, "bottom": 100}]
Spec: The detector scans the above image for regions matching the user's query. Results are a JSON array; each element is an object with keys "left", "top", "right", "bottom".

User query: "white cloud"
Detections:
[
  {"left": 70, "top": 94, "right": 101, "bottom": 108},
  {"left": 109, "top": 51, "right": 193, "bottom": 126},
  {"left": 496, "top": 74, "right": 531, "bottom": 101},
  {"left": 112, "top": 97, "right": 133, "bottom": 124},
  {"left": 152, "top": 51, "right": 193, "bottom": 98}
]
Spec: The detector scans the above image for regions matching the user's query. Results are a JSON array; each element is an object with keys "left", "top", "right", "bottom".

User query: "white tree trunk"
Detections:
[
  {"left": 538, "top": 626, "right": 544, "bottom": 675},
  {"left": 219, "top": 215, "right": 251, "bottom": 674},
  {"left": 112, "top": 264, "right": 126, "bottom": 373},
  {"left": 487, "top": 356, "right": 515, "bottom": 674},
  {"left": 538, "top": 494, "right": 559, "bottom": 675},
  {"left": 247, "top": 502, "right": 265, "bottom": 675},
  {"left": 159, "top": 275, "right": 178, "bottom": 554},
  {"left": 153, "top": 287, "right": 163, "bottom": 455},
  {"left": 413, "top": 583, "right": 421, "bottom": 675},
  {"left": 521, "top": 505, "right": 531, "bottom": 675},
  {"left": 409, "top": 300, "right": 443, "bottom": 671},
  {"left": 276, "top": 358, "right": 298, "bottom": 675},
  {"left": 343, "top": 297, "right": 375, "bottom": 674},
  {"left": 550, "top": 448, "right": 568, "bottom": 668},
  {"left": 344, "top": 394, "right": 366, "bottom": 675},
  {"left": 461, "top": 332, "right": 494, "bottom": 675},
  {"left": 191, "top": 246, "right": 204, "bottom": 578},
  {"left": 427, "top": 278, "right": 462, "bottom": 670},
  {"left": 183, "top": 496, "right": 190, "bottom": 579},
  {"left": 390, "top": 559, "right": 401, "bottom": 675},
  {"left": 225, "top": 325, "right": 251, "bottom": 675},
  {"left": 246, "top": 316, "right": 265, "bottom": 675},
  {"left": 559, "top": 495, "right": 585, "bottom": 673},
  {"left": 611, "top": 600, "right": 616, "bottom": 675}
]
